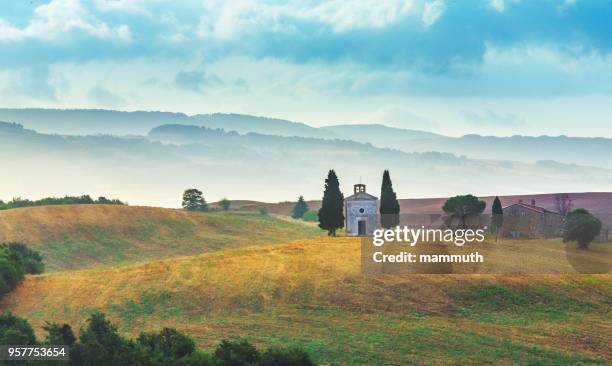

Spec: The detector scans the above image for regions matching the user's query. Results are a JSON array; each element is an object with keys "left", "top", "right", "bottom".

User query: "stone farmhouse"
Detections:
[{"left": 502, "top": 199, "right": 563, "bottom": 238}]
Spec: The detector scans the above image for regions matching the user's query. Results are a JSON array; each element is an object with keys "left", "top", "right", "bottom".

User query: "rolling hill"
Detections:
[
  {"left": 2, "top": 236, "right": 610, "bottom": 365},
  {"left": 0, "top": 204, "right": 322, "bottom": 271}
]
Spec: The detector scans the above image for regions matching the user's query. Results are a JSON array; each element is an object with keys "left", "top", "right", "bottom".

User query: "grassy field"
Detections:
[
  {"left": 2, "top": 237, "right": 610, "bottom": 365},
  {"left": 0, "top": 204, "right": 322, "bottom": 271}
]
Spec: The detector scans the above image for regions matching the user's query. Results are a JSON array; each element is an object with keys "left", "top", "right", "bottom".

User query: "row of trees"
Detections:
[
  {"left": 0, "top": 243, "right": 44, "bottom": 298},
  {"left": 0, "top": 311, "right": 315, "bottom": 366},
  {"left": 0, "top": 196, "right": 125, "bottom": 211},
  {"left": 182, "top": 189, "right": 232, "bottom": 212}
]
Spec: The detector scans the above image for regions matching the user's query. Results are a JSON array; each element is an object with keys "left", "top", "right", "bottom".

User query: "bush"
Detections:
[
  {"left": 219, "top": 198, "right": 231, "bottom": 211},
  {"left": 43, "top": 322, "right": 76, "bottom": 346},
  {"left": 214, "top": 339, "right": 259, "bottom": 366},
  {"left": 4, "top": 243, "right": 44, "bottom": 274},
  {"left": 137, "top": 327, "right": 198, "bottom": 365},
  {"left": 0, "top": 312, "right": 36, "bottom": 346},
  {"left": 302, "top": 210, "right": 318, "bottom": 222},
  {"left": 563, "top": 208, "right": 602, "bottom": 249},
  {"left": 258, "top": 346, "right": 315, "bottom": 366},
  {"left": 259, "top": 207, "right": 268, "bottom": 216},
  {"left": 0, "top": 312, "right": 317, "bottom": 366}
]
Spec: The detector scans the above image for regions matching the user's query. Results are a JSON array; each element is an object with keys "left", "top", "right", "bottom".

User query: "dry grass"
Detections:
[
  {"left": 0, "top": 204, "right": 322, "bottom": 271},
  {"left": 1, "top": 236, "right": 610, "bottom": 365}
]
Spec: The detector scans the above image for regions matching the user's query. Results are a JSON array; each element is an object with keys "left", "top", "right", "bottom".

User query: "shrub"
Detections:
[
  {"left": 258, "top": 346, "right": 315, "bottom": 366},
  {"left": 302, "top": 210, "right": 318, "bottom": 222},
  {"left": 0, "top": 312, "right": 36, "bottom": 346},
  {"left": 219, "top": 198, "right": 231, "bottom": 211},
  {"left": 4, "top": 243, "right": 44, "bottom": 274},
  {"left": 259, "top": 207, "right": 268, "bottom": 216},
  {"left": 43, "top": 322, "right": 76, "bottom": 347},
  {"left": 563, "top": 208, "right": 602, "bottom": 249},
  {"left": 214, "top": 339, "right": 259, "bottom": 366}
]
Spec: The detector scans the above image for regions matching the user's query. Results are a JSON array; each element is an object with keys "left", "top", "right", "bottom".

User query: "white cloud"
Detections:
[
  {"left": 0, "top": 0, "right": 131, "bottom": 42},
  {"left": 422, "top": 0, "right": 445, "bottom": 28},
  {"left": 197, "top": 0, "right": 416, "bottom": 39},
  {"left": 489, "top": 0, "right": 505, "bottom": 13}
]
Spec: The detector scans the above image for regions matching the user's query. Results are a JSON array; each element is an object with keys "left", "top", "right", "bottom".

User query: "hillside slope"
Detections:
[
  {"left": 0, "top": 205, "right": 321, "bottom": 271},
  {"left": 3, "top": 237, "right": 610, "bottom": 365}
]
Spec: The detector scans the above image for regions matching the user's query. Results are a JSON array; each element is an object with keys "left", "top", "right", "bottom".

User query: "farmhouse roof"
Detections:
[{"left": 503, "top": 202, "right": 561, "bottom": 215}]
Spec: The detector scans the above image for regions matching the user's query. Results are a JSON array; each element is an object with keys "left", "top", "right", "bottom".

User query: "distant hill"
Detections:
[
  {"left": 3, "top": 108, "right": 612, "bottom": 169},
  {"left": 192, "top": 113, "right": 336, "bottom": 139},
  {"left": 4, "top": 120, "right": 612, "bottom": 205},
  {"left": 2, "top": 237, "right": 610, "bottom": 364},
  {"left": 0, "top": 204, "right": 321, "bottom": 271},
  {"left": 323, "top": 123, "right": 446, "bottom": 143},
  {"left": 0, "top": 108, "right": 195, "bottom": 135}
]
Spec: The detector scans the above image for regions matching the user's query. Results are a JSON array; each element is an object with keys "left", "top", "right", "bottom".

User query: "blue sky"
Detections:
[{"left": 1, "top": 0, "right": 612, "bottom": 137}]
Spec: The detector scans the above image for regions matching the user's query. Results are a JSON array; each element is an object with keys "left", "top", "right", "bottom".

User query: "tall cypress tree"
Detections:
[
  {"left": 380, "top": 170, "right": 391, "bottom": 197},
  {"left": 318, "top": 170, "right": 345, "bottom": 236},
  {"left": 379, "top": 170, "right": 400, "bottom": 228},
  {"left": 491, "top": 196, "right": 504, "bottom": 240}
]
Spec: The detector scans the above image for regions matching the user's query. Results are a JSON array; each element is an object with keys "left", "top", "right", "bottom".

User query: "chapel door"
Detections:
[{"left": 358, "top": 220, "right": 366, "bottom": 235}]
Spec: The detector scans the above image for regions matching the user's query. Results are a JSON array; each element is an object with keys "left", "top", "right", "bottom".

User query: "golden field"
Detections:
[
  {"left": 0, "top": 204, "right": 322, "bottom": 271},
  {"left": 1, "top": 235, "right": 610, "bottom": 365}
]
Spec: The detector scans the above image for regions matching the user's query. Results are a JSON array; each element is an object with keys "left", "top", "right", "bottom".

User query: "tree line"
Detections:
[
  {"left": 0, "top": 196, "right": 125, "bottom": 211},
  {"left": 0, "top": 311, "right": 315, "bottom": 366}
]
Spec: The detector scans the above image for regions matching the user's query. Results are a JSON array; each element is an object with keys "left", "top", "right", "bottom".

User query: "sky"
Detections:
[{"left": 1, "top": 0, "right": 612, "bottom": 137}]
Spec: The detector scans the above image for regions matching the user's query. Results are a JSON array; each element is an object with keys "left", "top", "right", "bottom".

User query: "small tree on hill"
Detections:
[
  {"left": 563, "top": 208, "right": 602, "bottom": 249},
  {"left": 379, "top": 170, "right": 400, "bottom": 228},
  {"left": 219, "top": 198, "right": 231, "bottom": 211},
  {"left": 182, "top": 189, "right": 208, "bottom": 212},
  {"left": 490, "top": 196, "right": 504, "bottom": 240},
  {"left": 318, "top": 170, "right": 344, "bottom": 236},
  {"left": 292, "top": 196, "right": 309, "bottom": 219},
  {"left": 442, "top": 194, "right": 486, "bottom": 229}
]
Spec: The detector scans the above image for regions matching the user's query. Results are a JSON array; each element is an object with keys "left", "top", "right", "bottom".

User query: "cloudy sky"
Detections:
[{"left": 1, "top": 0, "right": 612, "bottom": 137}]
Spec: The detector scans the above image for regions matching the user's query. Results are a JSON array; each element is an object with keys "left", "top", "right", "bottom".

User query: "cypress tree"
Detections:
[
  {"left": 380, "top": 170, "right": 391, "bottom": 197},
  {"left": 317, "top": 170, "right": 345, "bottom": 236},
  {"left": 491, "top": 196, "right": 504, "bottom": 239},
  {"left": 292, "top": 196, "right": 309, "bottom": 219},
  {"left": 379, "top": 170, "right": 400, "bottom": 228}
]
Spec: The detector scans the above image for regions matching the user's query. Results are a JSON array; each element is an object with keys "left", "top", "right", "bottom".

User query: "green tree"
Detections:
[
  {"left": 292, "top": 196, "right": 309, "bottom": 219},
  {"left": 380, "top": 170, "right": 391, "bottom": 196},
  {"left": 302, "top": 210, "right": 318, "bottom": 222},
  {"left": 0, "top": 243, "right": 45, "bottom": 297},
  {"left": 5, "top": 243, "right": 44, "bottom": 274},
  {"left": 214, "top": 339, "right": 258, "bottom": 366},
  {"left": 379, "top": 170, "right": 400, "bottom": 228},
  {"left": 137, "top": 327, "right": 199, "bottom": 366},
  {"left": 317, "top": 170, "right": 344, "bottom": 236},
  {"left": 490, "top": 196, "right": 504, "bottom": 240},
  {"left": 71, "top": 312, "right": 146, "bottom": 366},
  {"left": 442, "top": 194, "right": 486, "bottom": 229},
  {"left": 0, "top": 312, "right": 36, "bottom": 346},
  {"left": 563, "top": 208, "right": 602, "bottom": 249},
  {"left": 43, "top": 322, "right": 76, "bottom": 347},
  {"left": 182, "top": 189, "right": 208, "bottom": 212},
  {"left": 219, "top": 198, "right": 231, "bottom": 211},
  {"left": 258, "top": 346, "right": 315, "bottom": 366}
]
